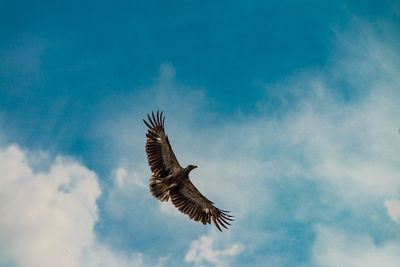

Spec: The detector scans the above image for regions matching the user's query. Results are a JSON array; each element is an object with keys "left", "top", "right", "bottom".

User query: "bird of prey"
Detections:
[{"left": 143, "top": 111, "right": 233, "bottom": 231}]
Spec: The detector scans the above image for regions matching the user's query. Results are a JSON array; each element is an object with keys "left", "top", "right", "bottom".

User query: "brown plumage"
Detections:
[{"left": 143, "top": 110, "right": 233, "bottom": 231}]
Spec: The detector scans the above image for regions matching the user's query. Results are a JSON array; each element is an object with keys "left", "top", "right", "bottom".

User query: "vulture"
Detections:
[{"left": 143, "top": 111, "right": 233, "bottom": 231}]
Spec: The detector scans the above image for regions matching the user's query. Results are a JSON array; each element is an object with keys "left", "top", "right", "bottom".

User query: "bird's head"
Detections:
[{"left": 186, "top": 165, "right": 198, "bottom": 172}]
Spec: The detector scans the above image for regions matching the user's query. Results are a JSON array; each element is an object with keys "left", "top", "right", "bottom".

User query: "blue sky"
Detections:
[{"left": 1, "top": 1, "right": 400, "bottom": 266}]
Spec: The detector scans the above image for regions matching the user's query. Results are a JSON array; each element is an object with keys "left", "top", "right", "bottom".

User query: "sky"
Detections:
[{"left": 1, "top": 0, "right": 400, "bottom": 266}]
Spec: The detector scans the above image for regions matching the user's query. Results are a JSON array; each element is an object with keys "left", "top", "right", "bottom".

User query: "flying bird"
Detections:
[{"left": 143, "top": 111, "right": 233, "bottom": 231}]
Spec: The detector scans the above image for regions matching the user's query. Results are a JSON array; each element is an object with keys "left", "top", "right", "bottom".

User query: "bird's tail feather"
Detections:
[{"left": 149, "top": 177, "right": 170, "bottom": 202}]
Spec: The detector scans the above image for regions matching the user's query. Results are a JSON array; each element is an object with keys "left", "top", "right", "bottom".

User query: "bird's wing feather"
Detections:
[
  {"left": 170, "top": 180, "right": 233, "bottom": 231},
  {"left": 144, "top": 111, "right": 181, "bottom": 177}
]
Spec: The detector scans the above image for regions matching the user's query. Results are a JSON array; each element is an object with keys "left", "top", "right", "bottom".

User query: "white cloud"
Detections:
[
  {"left": 0, "top": 145, "right": 143, "bottom": 267},
  {"left": 384, "top": 199, "right": 400, "bottom": 224},
  {"left": 312, "top": 225, "right": 400, "bottom": 267},
  {"left": 185, "top": 235, "right": 244, "bottom": 267}
]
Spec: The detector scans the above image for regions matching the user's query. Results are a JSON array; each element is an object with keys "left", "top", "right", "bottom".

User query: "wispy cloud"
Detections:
[
  {"left": 312, "top": 225, "right": 400, "bottom": 267},
  {"left": 98, "top": 19, "right": 400, "bottom": 266}
]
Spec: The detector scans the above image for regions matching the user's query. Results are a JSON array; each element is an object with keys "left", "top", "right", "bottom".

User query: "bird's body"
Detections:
[
  {"left": 149, "top": 166, "right": 194, "bottom": 202},
  {"left": 143, "top": 111, "right": 233, "bottom": 231}
]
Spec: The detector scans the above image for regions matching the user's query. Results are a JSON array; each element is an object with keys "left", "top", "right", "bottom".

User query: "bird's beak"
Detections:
[{"left": 193, "top": 165, "right": 198, "bottom": 169}]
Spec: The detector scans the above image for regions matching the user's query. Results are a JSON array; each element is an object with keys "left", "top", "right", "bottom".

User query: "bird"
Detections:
[{"left": 143, "top": 110, "right": 233, "bottom": 231}]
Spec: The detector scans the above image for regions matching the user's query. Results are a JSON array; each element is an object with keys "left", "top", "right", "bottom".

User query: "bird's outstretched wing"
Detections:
[
  {"left": 143, "top": 111, "right": 181, "bottom": 177},
  {"left": 170, "top": 180, "right": 233, "bottom": 231}
]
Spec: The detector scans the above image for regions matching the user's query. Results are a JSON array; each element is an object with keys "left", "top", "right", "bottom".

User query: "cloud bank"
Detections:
[{"left": 0, "top": 145, "right": 143, "bottom": 267}]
